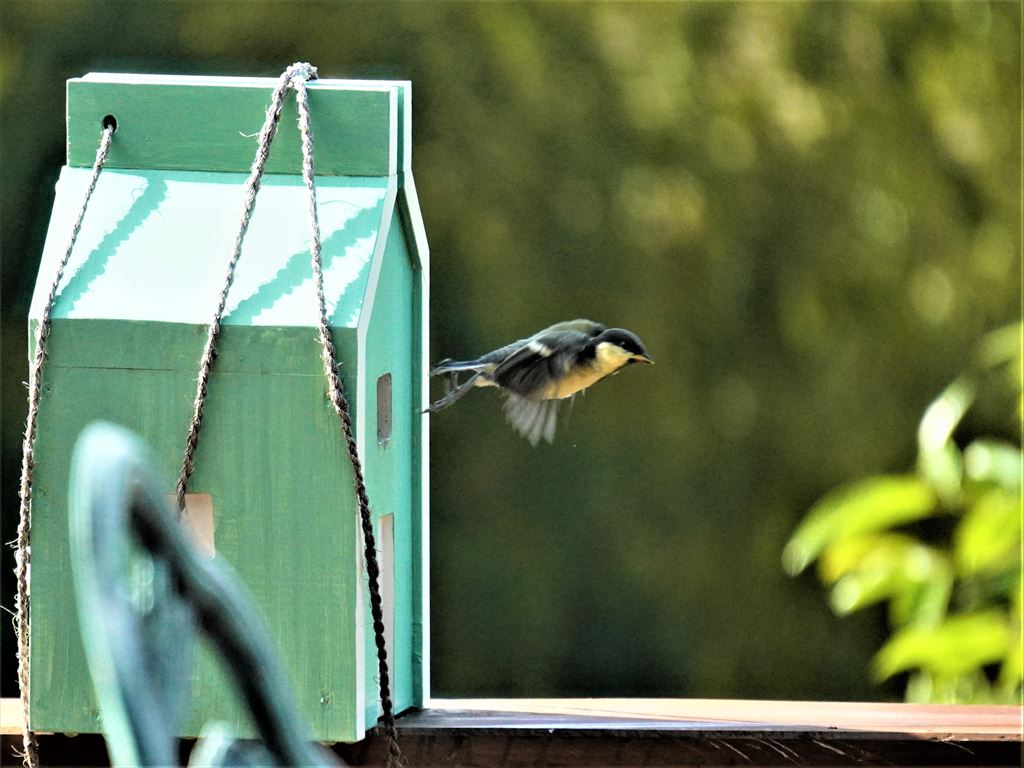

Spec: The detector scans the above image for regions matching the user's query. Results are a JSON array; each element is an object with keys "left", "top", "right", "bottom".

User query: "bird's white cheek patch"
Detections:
[{"left": 596, "top": 341, "right": 631, "bottom": 366}]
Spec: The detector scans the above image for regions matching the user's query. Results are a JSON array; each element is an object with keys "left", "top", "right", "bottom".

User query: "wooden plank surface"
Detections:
[
  {"left": 67, "top": 75, "right": 397, "bottom": 176},
  {"left": 422, "top": 698, "right": 1023, "bottom": 736},
  {"left": 0, "top": 699, "right": 20, "bottom": 736},
  {"left": 354, "top": 699, "right": 1024, "bottom": 766},
  {"left": 8, "top": 697, "right": 1017, "bottom": 737},
  {"left": 4, "top": 697, "right": 1021, "bottom": 766},
  {"left": 32, "top": 167, "right": 389, "bottom": 338}
]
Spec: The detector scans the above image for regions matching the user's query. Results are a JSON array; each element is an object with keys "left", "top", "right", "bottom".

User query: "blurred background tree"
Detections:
[
  {"left": 1, "top": 1, "right": 1020, "bottom": 703},
  {"left": 785, "top": 322, "right": 1022, "bottom": 703}
]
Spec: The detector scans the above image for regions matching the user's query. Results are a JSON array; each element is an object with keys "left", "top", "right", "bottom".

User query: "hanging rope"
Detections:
[
  {"left": 16, "top": 63, "right": 401, "bottom": 766},
  {"left": 294, "top": 78, "right": 403, "bottom": 768},
  {"left": 14, "top": 120, "right": 116, "bottom": 768},
  {"left": 176, "top": 63, "right": 403, "bottom": 766},
  {"left": 175, "top": 61, "right": 318, "bottom": 512}
]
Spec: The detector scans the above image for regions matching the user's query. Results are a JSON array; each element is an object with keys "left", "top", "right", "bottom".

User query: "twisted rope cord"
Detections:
[
  {"left": 175, "top": 62, "right": 318, "bottom": 512},
  {"left": 176, "top": 63, "right": 402, "bottom": 764},
  {"left": 14, "top": 123, "right": 115, "bottom": 768},
  {"left": 294, "top": 79, "right": 403, "bottom": 768}
]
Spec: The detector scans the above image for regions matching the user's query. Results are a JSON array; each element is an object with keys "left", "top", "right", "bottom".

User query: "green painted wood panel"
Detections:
[
  {"left": 68, "top": 76, "right": 396, "bottom": 176},
  {"left": 406, "top": 191, "right": 430, "bottom": 707},
  {"left": 182, "top": 357, "right": 362, "bottom": 742},
  {"left": 30, "top": 73, "right": 428, "bottom": 743},
  {"left": 28, "top": 161, "right": 387, "bottom": 741},
  {"left": 362, "top": 213, "right": 419, "bottom": 727},
  {"left": 32, "top": 167, "right": 389, "bottom": 339},
  {"left": 397, "top": 176, "right": 429, "bottom": 272},
  {"left": 35, "top": 320, "right": 332, "bottom": 376},
  {"left": 29, "top": 325, "right": 365, "bottom": 741},
  {"left": 29, "top": 365, "right": 194, "bottom": 734}
]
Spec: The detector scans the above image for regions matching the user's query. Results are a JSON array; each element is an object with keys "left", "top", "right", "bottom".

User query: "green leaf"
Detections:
[
  {"left": 904, "top": 671, "right": 935, "bottom": 703},
  {"left": 873, "top": 611, "right": 1013, "bottom": 681},
  {"left": 976, "top": 322, "right": 1023, "bottom": 371},
  {"left": 818, "top": 533, "right": 919, "bottom": 583},
  {"left": 1014, "top": 574, "right": 1023, "bottom": 621},
  {"left": 888, "top": 572, "right": 954, "bottom": 628},
  {"left": 917, "top": 377, "right": 974, "bottom": 505},
  {"left": 917, "top": 442, "right": 965, "bottom": 506},
  {"left": 954, "top": 489, "right": 1023, "bottom": 577},
  {"left": 783, "top": 476, "right": 937, "bottom": 575},
  {"left": 964, "top": 439, "right": 1023, "bottom": 492},
  {"left": 997, "top": 637, "right": 1023, "bottom": 695},
  {"left": 825, "top": 538, "right": 951, "bottom": 626},
  {"left": 997, "top": 577, "right": 1023, "bottom": 700}
]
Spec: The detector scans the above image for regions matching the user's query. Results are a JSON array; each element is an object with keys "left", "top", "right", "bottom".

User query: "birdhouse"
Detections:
[{"left": 26, "top": 73, "right": 429, "bottom": 743}]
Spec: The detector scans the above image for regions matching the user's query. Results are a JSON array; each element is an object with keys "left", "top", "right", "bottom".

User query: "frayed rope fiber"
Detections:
[{"left": 15, "top": 121, "right": 115, "bottom": 768}]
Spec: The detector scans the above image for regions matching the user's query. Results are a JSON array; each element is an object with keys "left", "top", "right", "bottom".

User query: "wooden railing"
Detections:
[{"left": 3, "top": 696, "right": 1021, "bottom": 766}]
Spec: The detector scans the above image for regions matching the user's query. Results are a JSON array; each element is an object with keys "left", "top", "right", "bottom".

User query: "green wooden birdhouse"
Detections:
[{"left": 26, "top": 72, "right": 429, "bottom": 743}]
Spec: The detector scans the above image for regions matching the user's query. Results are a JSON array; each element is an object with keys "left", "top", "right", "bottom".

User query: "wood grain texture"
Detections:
[
  {"left": 345, "top": 700, "right": 1023, "bottom": 766},
  {"left": 68, "top": 76, "right": 398, "bottom": 176},
  {"left": 27, "top": 331, "right": 364, "bottom": 742},
  {"left": 27, "top": 171, "right": 408, "bottom": 743},
  {"left": 28, "top": 73, "right": 429, "bottom": 746},
  {"left": 421, "top": 698, "right": 1024, "bottom": 736},
  {"left": 4, "top": 699, "right": 1021, "bottom": 766},
  {"left": 361, "top": 211, "right": 419, "bottom": 729},
  {"left": 30, "top": 167, "right": 389, "bottom": 334}
]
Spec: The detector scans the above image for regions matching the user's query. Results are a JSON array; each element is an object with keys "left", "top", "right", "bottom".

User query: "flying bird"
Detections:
[{"left": 427, "top": 319, "right": 653, "bottom": 445}]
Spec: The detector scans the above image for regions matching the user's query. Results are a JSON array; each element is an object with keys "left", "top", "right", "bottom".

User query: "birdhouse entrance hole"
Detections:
[{"left": 377, "top": 373, "right": 393, "bottom": 443}]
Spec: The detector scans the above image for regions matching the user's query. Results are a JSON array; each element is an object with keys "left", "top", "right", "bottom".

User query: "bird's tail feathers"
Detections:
[
  {"left": 425, "top": 372, "right": 481, "bottom": 413},
  {"left": 503, "top": 395, "right": 559, "bottom": 446}
]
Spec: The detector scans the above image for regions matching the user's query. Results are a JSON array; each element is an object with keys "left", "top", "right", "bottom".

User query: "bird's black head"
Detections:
[{"left": 595, "top": 328, "right": 654, "bottom": 364}]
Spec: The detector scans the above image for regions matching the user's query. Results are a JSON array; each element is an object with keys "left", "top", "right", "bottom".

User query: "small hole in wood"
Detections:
[
  {"left": 377, "top": 373, "right": 393, "bottom": 443},
  {"left": 102, "top": 114, "right": 118, "bottom": 132}
]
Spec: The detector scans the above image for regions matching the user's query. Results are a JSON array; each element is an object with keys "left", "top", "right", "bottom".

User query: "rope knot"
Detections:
[{"left": 283, "top": 62, "right": 318, "bottom": 85}]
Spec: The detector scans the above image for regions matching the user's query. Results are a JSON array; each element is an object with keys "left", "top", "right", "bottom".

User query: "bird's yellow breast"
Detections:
[
  {"left": 540, "top": 342, "right": 633, "bottom": 400},
  {"left": 541, "top": 366, "right": 610, "bottom": 400}
]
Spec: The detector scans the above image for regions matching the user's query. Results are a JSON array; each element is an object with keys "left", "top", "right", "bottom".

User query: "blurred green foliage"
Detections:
[
  {"left": 1, "top": 1, "right": 1021, "bottom": 703},
  {"left": 785, "top": 323, "right": 1023, "bottom": 703}
]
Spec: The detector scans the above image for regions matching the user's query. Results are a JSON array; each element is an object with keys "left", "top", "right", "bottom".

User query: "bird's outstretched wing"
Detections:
[
  {"left": 492, "top": 328, "right": 591, "bottom": 397},
  {"left": 434, "top": 320, "right": 606, "bottom": 376},
  {"left": 542, "top": 318, "right": 607, "bottom": 336},
  {"left": 503, "top": 394, "right": 559, "bottom": 446},
  {"left": 427, "top": 320, "right": 607, "bottom": 441}
]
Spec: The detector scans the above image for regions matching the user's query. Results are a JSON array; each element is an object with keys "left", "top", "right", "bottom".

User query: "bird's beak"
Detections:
[{"left": 634, "top": 354, "right": 654, "bottom": 364}]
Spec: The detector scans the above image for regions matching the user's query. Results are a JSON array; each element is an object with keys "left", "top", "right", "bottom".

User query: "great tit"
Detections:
[{"left": 428, "top": 319, "right": 653, "bottom": 445}]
